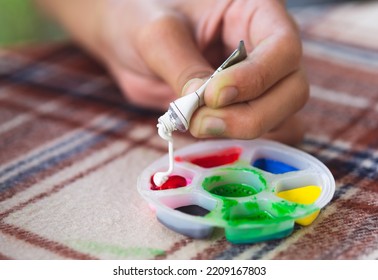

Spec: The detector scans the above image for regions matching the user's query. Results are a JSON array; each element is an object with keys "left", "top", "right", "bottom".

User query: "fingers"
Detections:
[
  {"left": 205, "top": 0, "right": 302, "bottom": 108},
  {"left": 189, "top": 68, "right": 309, "bottom": 139},
  {"left": 109, "top": 62, "right": 177, "bottom": 110},
  {"left": 262, "top": 115, "right": 306, "bottom": 146},
  {"left": 136, "top": 12, "right": 214, "bottom": 95}
]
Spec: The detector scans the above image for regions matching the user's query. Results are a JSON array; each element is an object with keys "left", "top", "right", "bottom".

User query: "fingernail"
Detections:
[
  {"left": 216, "top": 86, "right": 238, "bottom": 107},
  {"left": 182, "top": 78, "right": 205, "bottom": 96},
  {"left": 199, "top": 117, "right": 226, "bottom": 136}
]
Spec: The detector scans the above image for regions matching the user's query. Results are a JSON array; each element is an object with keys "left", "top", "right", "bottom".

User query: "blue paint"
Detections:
[{"left": 252, "top": 158, "right": 299, "bottom": 174}]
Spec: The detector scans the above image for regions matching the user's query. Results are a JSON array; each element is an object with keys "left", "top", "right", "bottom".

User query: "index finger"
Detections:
[{"left": 136, "top": 12, "right": 214, "bottom": 96}]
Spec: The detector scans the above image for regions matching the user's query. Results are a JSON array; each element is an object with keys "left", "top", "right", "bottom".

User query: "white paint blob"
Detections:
[{"left": 153, "top": 124, "right": 174, "bottom": 186}]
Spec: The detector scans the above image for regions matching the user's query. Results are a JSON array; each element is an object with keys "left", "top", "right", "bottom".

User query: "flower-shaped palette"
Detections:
[{"left": 137, "top": 139, "right": 335, "bottom": 244}]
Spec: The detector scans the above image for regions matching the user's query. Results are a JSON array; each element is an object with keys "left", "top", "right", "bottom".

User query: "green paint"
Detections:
[
  {"left": 206, "top": 194, "right": 316, "bottom": 227},
  {"left": 68, "top": 240, "right": 165, "bottom": 258},
  {"left": 203, "top": 169, "right": 275, "bottom": 226},
  {"left": 244, "top": 201, "right": 260, "bottom": 211},
  {"left": 220, "top": 198, "right": 238, "bottom": 221},
  {"left": 271, "top": 200, "right": 301, "bottom": 215},
  {"left": 221, "top": 201, "right": 275, "bottom": 226},
  {"left": 202, "top": 168, "right": 266, "bottom": 198},
  {"left": 202, "top": 175, "right": 222, "bottom": 185},
  {"left": 207, "top": 126, "right": 226, "bottom": 136},
  {"left": 209, "top": 183, "right": 258, "bottom": 197},
  {"left": 201, "top": 167, "right": 319, "bottom": 243},
  {"left": 227, "top": 212, "right": 276, "bottom": 226}
]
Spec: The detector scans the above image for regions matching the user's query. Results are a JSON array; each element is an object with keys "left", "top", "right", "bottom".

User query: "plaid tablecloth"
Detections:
[{"left": 0, "top": 2, "right": 377, "bottom": 259}]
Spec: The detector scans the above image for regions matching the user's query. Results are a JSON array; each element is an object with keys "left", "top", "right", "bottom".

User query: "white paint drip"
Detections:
[
  {"left": 152, "top": 41, "right": 247, "bottom": 187},
  {"left": 153, "top": 124, "right": 174, "bottom": 186}
]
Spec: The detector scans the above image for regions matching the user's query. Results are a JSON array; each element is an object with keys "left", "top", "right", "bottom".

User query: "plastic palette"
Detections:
[{"left": 137, "top": 139, "right": 335, "bottom": 244}]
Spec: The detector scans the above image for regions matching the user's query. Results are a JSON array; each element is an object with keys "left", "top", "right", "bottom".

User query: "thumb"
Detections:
[{"left": 136, "top": 13, "right": 214, "bottom": 95}]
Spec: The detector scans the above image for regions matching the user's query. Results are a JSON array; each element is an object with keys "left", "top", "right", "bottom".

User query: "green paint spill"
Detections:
[
  {"left": 210, "top": 183, "right": 258, "bottom": 197},
  {"left": 221, "top": 201, "right": 276, "bottom": 226},
  {"left": 202, "top": 175, "right": 222, "bottom": 185},
  {"left": 220, "top": 199, "right": 238, "bottom": 221},
  {"left": 201, "top": 167, "right": 319, "bottom": 243},
  {"left": 271, "top": 200, "right": 300, "bottom": 215},
  {"left": 68, "top": 240, "right": 165, "bottom": 258},
  {"left": 203, "top": 169, "right": 275, "bottom": 225},
  {"left": 244, "top": 201, "right": 260, "bottom": 212},
  {"left": 227, "top": 212, "right": 276, "bottom": 226},
  {"left": 206, "top": 196, "right": 315, "bottom": 227}
]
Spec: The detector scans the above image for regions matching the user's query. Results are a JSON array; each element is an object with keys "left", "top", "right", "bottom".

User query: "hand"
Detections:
[
  {"left": 180, "top": 0, "right": 309, "bottom": 145},
  {"left": 38, "top": 0, "right": 309, "bottom": 144}
]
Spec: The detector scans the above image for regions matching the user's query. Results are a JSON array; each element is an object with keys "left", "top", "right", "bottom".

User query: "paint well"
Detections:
[
  {"left": 276, "top": 185, "right": 321, "bottom": 204},
  {"left": 175, "top": 147, "right": 242, "bottom": 168},
  {"left": 276, "top": 185, "right": 321, "bottom": 225},
  {"left": 252, "top": 158, "right": 299, "bottom": 174},
  {"left": 175, "top": 205, "right": 210, "bottom": 217},
  {"left": 209, "top": 184, "right": 258, "bottom": 197},
  {"left": 202, "top": 168, "right": 266, "bottom": 198},
  {"left": 150, "top": 174, "right": 187, "bottom": 190},
  {"left": 222, "top": 200, "right": 277, "bottom": 225}
]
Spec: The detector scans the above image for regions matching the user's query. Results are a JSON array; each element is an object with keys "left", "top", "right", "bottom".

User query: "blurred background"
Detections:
[
  {"left": 0, "top": 0, "right": 351, "bottom": 47},
  {"left": 0, "top": 0, "right": 65, "bottom": 47}
]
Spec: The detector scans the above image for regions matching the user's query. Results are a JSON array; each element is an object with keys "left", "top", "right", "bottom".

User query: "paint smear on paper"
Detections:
[{"left": 68, "top": 240, "right": 165, "bottom": 259}]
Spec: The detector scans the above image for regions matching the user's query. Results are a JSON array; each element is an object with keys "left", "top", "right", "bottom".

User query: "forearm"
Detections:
[{"left": 35, "top": 0, "right": 106, "bottom": 60}]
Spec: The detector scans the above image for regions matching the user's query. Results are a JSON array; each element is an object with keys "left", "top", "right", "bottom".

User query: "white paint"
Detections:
[
  {"left": 152, "top": 69, "right": 212, "bottom": 187},
  {"left": 152, "top": 41, "right": 247, "bottom": 187},
  {"left": 153, "top": 124, "right": 174, "bottom": 186}
]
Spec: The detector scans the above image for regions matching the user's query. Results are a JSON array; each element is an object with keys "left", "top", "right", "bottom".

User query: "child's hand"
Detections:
[{"left": 37, "top": 0, "right": 308, "bottom": 144}]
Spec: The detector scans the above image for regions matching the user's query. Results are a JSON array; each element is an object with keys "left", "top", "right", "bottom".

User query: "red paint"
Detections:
[
  {"left": 175, "top": 147, "right": 242, "bottom": 168},
  {"left": 150, "top": 174, "right": 187, "bottom": 190}
]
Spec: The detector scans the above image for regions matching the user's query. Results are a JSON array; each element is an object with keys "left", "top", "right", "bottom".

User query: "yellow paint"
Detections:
[
  {"left": 295, "top": 209, "right": 320, "bottom": 226},
  {"left": 277, "top": 185, "right": 321, "bottom": 226}
]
